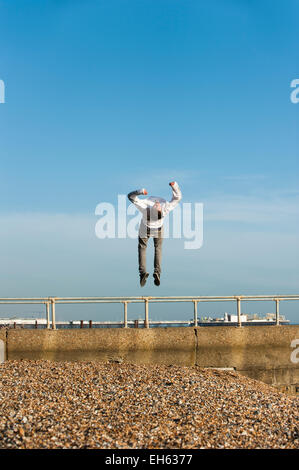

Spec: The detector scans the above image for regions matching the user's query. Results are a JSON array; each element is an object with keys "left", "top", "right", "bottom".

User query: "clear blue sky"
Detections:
[{"left": 0, "top": 0, "right": 298, "bottom": 322}]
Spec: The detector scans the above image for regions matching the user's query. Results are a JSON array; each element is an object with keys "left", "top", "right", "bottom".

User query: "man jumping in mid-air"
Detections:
[{"left": 127, "top": 182, "right": 182, "bottom": 287}]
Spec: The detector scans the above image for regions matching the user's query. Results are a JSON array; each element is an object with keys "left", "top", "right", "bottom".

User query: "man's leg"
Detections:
[
  {"left": 153, "top": 229, "right": 163, "bottom": 285},
  {"left": 138, "top": 235, "right": 149, "bottom": 287},
  {"left": 138, "top": 236, "right": 148, "bottom": 275}
]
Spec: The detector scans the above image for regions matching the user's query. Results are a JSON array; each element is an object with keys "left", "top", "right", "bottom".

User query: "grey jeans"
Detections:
[{"left": 138, "top": 222, "right": 164, "bottom": 275}]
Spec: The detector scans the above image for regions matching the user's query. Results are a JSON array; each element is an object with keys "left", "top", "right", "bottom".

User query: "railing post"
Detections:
[
  {"left": 275, "top": 299, "right": 280, "bottom": 325},
  {"left": 144, "top": 298, "right": 149, "bottom": 328},
  {"left": 236, "top": 297, "right": 242, "bottom": 327},
  {"left": 46, "top": 302, "right": 50, "bottom": 329},
  {"left": 51, "top": 298, "right": 56, "bottom": 330},
  {"left": 123, "top": 301, "right": 128, "bottom": 328},
  {"left": 193, "top": 300, "right": 198, "bottom": 327}
]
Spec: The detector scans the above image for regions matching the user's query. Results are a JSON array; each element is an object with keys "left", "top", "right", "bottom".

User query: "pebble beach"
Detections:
[{"left": 0, "top": 360, "right": 298, "bottom": 449}]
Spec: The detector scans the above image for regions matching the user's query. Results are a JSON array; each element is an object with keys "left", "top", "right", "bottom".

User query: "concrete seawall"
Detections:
[
  {"left": 195, "top": 326, "right": 299, "bottom": 395},
  {"left": 2, "top": 326, "right": 299, "bottom": 394}
]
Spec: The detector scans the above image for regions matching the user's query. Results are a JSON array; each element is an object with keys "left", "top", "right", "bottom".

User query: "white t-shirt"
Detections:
[{"left": 127, "top": 182, "right": 182, "bottom": 229}]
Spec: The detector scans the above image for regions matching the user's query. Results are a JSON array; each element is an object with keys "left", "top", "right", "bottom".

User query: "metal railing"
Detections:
[{"left": 0, "top": 294, "right": 298, "bottom": 329}]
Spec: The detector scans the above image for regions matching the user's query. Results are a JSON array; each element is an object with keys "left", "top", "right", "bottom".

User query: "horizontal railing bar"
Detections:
[
  {"left": 0, "top": 294, "right": 299, "bottom": 301},
  {"left": 55, "top": 300, "right": 143, "bottom": 304},
  {"left": 1, "top": 296, "right": 299, "bottom": 305},
  {"left": 0, "top": 295, "right": 299, "bottom": 302},
  {"left": 53, "top": 295, "right": 299, "bottom": 300},
  {"left": 0, "top": 298, "right": 50, "bottom": 301},
  {"left": 149, "top": 298, "right": 299, "bottom": 302},
  {"left": 55, "top": 297, "right": 299, "bottom": 304},
  {"left": 0, "top": 301, "right": 48, "bottom": 304},
  {"left": 16, "top": 298, "right": 295, "bottom": 305}
]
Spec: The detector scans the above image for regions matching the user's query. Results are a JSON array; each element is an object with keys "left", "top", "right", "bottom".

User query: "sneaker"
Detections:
[
  {"left": 153, "top": 272, "right": 160, "bottom": 286},
  {"left": 140, "top": 272, "right": 149, "bottom": 287}
]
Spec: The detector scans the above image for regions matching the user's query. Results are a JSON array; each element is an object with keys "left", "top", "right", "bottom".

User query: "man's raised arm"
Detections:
[
  {"left": 165, "top": 181, "right": 182, "bottom": 213},
  {"left": 127, "top": 188, "right": 148, "bottom": 211}
]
